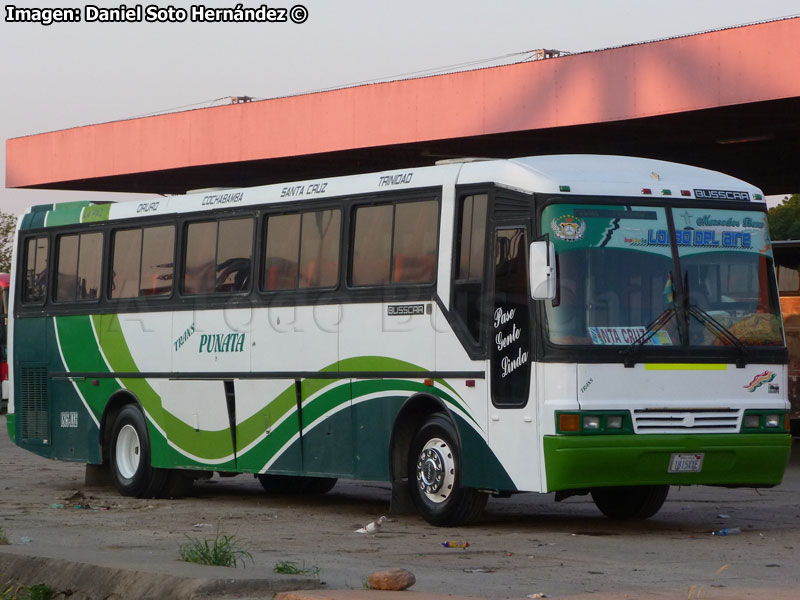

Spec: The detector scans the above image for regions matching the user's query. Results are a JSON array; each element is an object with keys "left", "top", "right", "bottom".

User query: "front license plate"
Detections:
[{"left": 668, "top": 453, "right": 704, "bottom": 473}]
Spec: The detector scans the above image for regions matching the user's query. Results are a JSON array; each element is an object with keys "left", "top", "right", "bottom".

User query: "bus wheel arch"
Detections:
[
  {"left": 100, "top": 390, "right": 144, "bottom": 465},
  {"left": 389, "top": 393, "right": 452, "bottom": 482},
  {"left": 103, "top": 393, "right": 169, "bottom": 498},
  {"left": 406, "top": 411, "right": 488, "bottom": 526}
]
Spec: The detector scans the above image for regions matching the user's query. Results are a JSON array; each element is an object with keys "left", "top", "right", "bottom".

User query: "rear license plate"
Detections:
[{"left": 668, "top": 453, "right": 704, "bottom": 473}]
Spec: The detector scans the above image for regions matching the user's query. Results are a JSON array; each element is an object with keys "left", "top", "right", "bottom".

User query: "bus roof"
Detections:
[{"left": 21, "top": 154, "right": 765, "bottom": 229}]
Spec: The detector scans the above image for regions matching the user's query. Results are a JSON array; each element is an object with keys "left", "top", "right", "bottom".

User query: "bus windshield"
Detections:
[{"left": 543, "top": 203, "right": 782, "bottom": 349}]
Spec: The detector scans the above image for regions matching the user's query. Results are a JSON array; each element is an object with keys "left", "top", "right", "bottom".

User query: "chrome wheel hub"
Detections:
[{"left": 416, "top": 437, "right": 456, "bottom": 504}]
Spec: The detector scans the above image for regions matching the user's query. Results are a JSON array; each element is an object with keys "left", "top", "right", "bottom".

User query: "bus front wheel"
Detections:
[
  {"left": 109, "top": 404, "right": 168, "bottom": 498},
  {"left": 408, "top": 413, "right": 488, "bottom": 526},
  {"left": 590, "top": 485, "right": 669, "bottom": 520}
]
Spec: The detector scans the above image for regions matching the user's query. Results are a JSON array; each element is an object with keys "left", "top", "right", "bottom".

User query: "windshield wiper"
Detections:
[
  {"left": 686, "top": 305, "right": 749, "bottom": 368},
  {"left": 622, "top": 306, "right": 677, "bottom": 368}
]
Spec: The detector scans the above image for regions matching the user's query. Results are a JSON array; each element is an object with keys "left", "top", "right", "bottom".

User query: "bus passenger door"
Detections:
[{"left": 487, "top": 225, "right": 540, "bottom": 492}]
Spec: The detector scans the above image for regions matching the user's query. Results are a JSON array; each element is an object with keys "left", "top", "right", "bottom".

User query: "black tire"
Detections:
[
  {"left": 590, "top": 485, "right": 669, "bottom": 520},
  {"left": 109, "top": 404, "right": 169, "bottom": 498},
  {"left": 257, "top": 474, "right": 337, "bottom": 494},
  {"left": 303, "top": 476, "right": 338, "bottom": 494},
  {"left": 162, "top": 470, "right": 195, "bottom": 498},
  {"left": 408, "top": 413, "right": 488, "bottom": 526}
]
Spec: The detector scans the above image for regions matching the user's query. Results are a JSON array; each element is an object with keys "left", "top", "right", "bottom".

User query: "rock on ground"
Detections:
[{"left": 367, "top": 568, "right": 416, "bottom": 591}]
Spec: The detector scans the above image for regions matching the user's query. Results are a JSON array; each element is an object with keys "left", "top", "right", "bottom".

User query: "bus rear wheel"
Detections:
[
  {"left": 590, "top": 485, "right": 669, "bottom": 520},
  {"left": 109, "top": 404, "right": 169, "bottom": 498},
  {"left": 408, "top": 413, "right": 488, "bottom": 526}
]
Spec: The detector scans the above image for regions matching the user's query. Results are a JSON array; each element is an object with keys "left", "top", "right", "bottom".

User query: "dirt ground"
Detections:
[{"left": 1, "top": 415, "right": 799, "bottom": 599}]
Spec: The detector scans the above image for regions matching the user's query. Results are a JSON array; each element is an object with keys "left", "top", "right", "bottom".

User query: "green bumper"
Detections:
[{"left": 543, "top": 433, "right": 791, "bottom": 491}]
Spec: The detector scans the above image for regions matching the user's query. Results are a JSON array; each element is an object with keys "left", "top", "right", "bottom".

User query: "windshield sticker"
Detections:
[
  {"left": 551, "top": 214, "right": 586, "bottom": 241},
  {"left": 743, "top": 370, "right": 776, "bottom": 392},
  {"left": 642, "top": 228, "right": 753, "bottom": 249},
  {"left": 588, "top": 326, "right": 671, "bottom": 346}
]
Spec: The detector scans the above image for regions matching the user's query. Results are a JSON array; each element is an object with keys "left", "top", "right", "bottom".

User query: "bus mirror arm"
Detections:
[{"left": 529, "top": 238, "right": 557, "bottom": 300}]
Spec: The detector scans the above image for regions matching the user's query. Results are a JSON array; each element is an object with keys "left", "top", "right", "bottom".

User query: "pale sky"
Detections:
[{"left": 2, "top": 0, "right": 799, "bottom": 215}]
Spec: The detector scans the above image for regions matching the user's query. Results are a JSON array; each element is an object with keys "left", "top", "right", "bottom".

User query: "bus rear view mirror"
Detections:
[{"left": 530, "top": 240, "right": 556, "bottom": 300}]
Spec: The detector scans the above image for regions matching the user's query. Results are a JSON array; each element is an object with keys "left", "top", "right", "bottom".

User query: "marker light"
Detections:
[
  {"left": 559, "top": 413, "right": 580, "bottom": 432},
  {"left": 743, "top": 414, "right": 761, "bottom": 429},
  {"left": 606, "top": 415, "right": 624, "bottom": 429},
  {"left": 661, "top": 189, "right": 672, "bottom": 196},
  {"left": 754, "top": 193, "right": 764, "bottom": 201},
  {"left": 559, "top": 185, "right": 571, "bottom": 192},
  {"left": 765, "top": 414, "right": 781, "bottom": 428},
  {"left": 641, "top": 188, "right": 652, "bottom": 195},
  {"left": 583, "top": 415, "right": 601, "bottom": 430},
  {"left": 680, "top": 190, "right": 691, "bottom": 197}
]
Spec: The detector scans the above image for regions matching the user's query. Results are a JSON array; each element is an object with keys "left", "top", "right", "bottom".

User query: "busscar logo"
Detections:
[
  {"left": 387, "top": 304, "right": 425, "bottom": 316},
  {"left": 693, "top": 189, "right": 751, "bottom": 201}
]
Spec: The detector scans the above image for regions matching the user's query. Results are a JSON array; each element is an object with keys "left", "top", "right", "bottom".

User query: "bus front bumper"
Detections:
[{"left": 543, "top": 433, "right": 792, "bottom": 491}]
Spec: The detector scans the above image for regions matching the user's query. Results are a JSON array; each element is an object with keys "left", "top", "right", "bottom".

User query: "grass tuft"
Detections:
[
  {"left": 0, "top": 583, "right": 55, "bottom": 600},
  {"left": 0, "top": 529, "right": 8, "bottom": 545},
  {"left": 273, "top": 560, "right": 321, "bottom": 577},
  {"left": 178, "top": 519, "right": 253, "bottom": 568}
]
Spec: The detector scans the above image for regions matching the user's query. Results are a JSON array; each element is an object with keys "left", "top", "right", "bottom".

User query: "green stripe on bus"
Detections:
[
  {"left": 44, "top": 205, "right": 89, "bottom": 227},
  {"left": 81, "top": 204, "right": 112, "bottom": 223},
  {"left": 92, "top": 313, "right": 238, "bottom": 461},
  {"left": 55, "top": 316, "right": 119, "bottom": 419},
  {"left": 5, "top": 414, "right": 15, "bottom": 441},
  {"left": 59, "top": 314, "right": 481, "bottom": 468}
]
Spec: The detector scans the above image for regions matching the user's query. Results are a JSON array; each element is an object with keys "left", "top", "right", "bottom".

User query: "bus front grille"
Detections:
[
  {"left": 20, "top": 366, "right": 50, "bottom": 443},
  {"left": 632, "top": 408, "right": 740, "bottom": 433}
]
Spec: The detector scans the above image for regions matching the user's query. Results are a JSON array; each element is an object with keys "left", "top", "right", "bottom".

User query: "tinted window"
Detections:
[
  {"left": 263, "top": 214, "right": 301, "bottom": 290},
  {"left": 111, "top": 229, "right": 141, "bottom": 298},
  {"left": 56, "top": 232, "right": 103, "bottom": 301},
  {"left": 184, "top": 218, "right": 253, "bottom": 295},
  {"left": 453, "top": 194, "right": 488, "bottom": 342},
  {"left": 140, "top": 226, "right": 175, "bottom": 296},
  {"left": 351, "top": 199, "right": 438, "bottom": 286},
  {"left": 263, "top": 209, "right": 341, "bottom": 291},
  {"left": 111, "top": 225, "right": 174, "bottom": 299},
  {"left": 352, "top": 205, "right": 392, "bottom": 286},
  {"left": 299, "top": 210, "right": 341, "bottom": 288},
  {"left": 23, "top": 236, "right": 49, "bottom": 304}
]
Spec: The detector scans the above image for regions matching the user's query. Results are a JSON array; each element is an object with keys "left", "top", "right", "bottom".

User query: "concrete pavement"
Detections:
[{"left": 2, "top": 542, "right": 798, "bottom": 600}]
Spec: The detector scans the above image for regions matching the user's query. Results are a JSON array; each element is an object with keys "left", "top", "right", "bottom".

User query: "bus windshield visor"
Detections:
[{"left": 542, "top": 204, "right": 782, "bottom": 348}]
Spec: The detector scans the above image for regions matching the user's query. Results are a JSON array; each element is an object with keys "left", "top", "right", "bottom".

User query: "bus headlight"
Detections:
[
  {"left": 741, "top": 410, "right": 789, "bottom": 433},
  {"left": 583, "top": 416, "right": 601, "bottom": 430},
  {"left": 743, "top": 414, "right": 761, "bottom": 429},
  {"left": 555, "top": 411, "right": 632, "bottom": 434}
]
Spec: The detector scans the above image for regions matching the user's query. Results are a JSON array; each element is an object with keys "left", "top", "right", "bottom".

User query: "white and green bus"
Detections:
[{"left": 7, "top": 155, "right": 791, "bottom": 526}]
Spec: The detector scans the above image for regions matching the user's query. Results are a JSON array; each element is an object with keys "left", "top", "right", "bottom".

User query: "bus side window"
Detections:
[
  {"left": 22, "top": 236, "right": 49, "bottom": 304},
  {"left": 350, "top": 199, "right": 438, "bottom": 287},
  {"left": 452, "top": 194, "right": 488, "bottom": 343},
  {"left": 184, "top": 218, "right": 254, "bottom": 295},
  {"left": 55, "top": 232, "right": 102, "bottom": 302},
  {"left": 262, "top": 209, "right": 341, "bottom": 291},
  {"left": 110, "top": 225, "right": 175, "bottom": 299}
]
